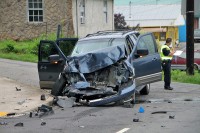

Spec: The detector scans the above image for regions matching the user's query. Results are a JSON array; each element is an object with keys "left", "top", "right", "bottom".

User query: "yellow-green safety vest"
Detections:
[{"left": 160, "top": 45, "right": 172, "bottom": 60}]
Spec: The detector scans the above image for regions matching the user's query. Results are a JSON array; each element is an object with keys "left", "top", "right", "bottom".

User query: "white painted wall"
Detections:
[
  {"left": 72, "top": 0, "right": 114, "bottom": 38},
  {"left": 199, "top": 18, "right": 200, "bottom": 28}
]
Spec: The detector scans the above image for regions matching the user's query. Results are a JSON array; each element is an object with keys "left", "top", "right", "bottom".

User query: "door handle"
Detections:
[{"left": 40, "top": 66, "right": 47, "bottom": 70}]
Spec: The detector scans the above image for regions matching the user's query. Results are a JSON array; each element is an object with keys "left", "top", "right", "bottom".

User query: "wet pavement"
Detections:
[
  {"left": 0, "top": 80, "right": 200, "bottom": 133},
  {"left": 0, "top": 57, "right": 200, "bottom": 133}
]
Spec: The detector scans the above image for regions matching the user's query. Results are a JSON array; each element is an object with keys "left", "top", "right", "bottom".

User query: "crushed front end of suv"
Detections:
[{"left": 38, "top": 31, "right": 162, "bottom": 106}]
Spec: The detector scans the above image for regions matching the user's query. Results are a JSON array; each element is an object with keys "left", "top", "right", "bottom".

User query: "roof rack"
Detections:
[{"left": 85, "top": 30, "right": 137, "bottom": 37}]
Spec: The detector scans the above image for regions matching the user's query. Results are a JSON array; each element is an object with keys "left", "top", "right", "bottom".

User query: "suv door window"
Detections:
[
  {"left": 40, "top": 42, "right": 59, "bottom": 62},
  {"left": 57, "top": 39, "right": 78, "bottom": 57},
  {"left": 137, "top": 34, "right": 156, "bottom": 55},
  {"left": 125, "top": 36, "right": 134, "bottom": 54},
  {"left": 38, "top": 39, "right": 77, "bottom": 89}
]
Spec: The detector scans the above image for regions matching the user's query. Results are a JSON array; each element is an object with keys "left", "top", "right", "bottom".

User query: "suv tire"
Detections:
[
  {"left": 51, "top": 73, "right": 67, "bottom": 96},
  {"left": 140, "top": 84, "right": 150, "bottom": 95}
]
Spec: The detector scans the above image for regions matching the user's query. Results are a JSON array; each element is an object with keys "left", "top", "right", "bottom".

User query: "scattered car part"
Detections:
[
  {"left": 41, "top": 94, "right": 46, "bottom": 101},
  {"left": 41, "top": 122, "right": 46, "bottom": 126},
  {"left": 56, "top": 96, "right": 76, "bottom": 108},
  {"left": 29, "top": 112, "right": 32, "bottom": 118},
  {"left": 151, "top": 111, "right": 167, "bottom": 114},
  {"left": 184, "top": 98, "right": 193, "bottom": 101},
  {"left": 14, "top": 122, "right": 23, "bottom": 127},
  {"left": 133, "top": 118, "right": 139, "bottom": 122},
  {"left": 37, "top": 105, "right": 54, "bottom": 118},
  {"left": 7, "top": 113, "right": 16, "bottom": 116},
  {"left": 15, "top": 87, "right": 21, "bottom": 91},
  {"left": 17, "top": 99, "right": 26, "bottom": 105},
  {"left": 169, "top": 115, "right": 175, "bottom": 119}
]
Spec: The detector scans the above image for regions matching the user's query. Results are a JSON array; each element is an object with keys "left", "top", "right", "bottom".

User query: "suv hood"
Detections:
[{"left": 66, "top": 44, "right": 126, "bottom": 73}]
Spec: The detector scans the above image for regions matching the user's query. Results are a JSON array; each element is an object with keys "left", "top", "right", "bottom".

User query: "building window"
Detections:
[
  {"left": 103, "top": 0, "right": 108, "bottom": 23},
  {"left": 80, "top": 0, "right": 85, "bottom": 24},
  {"left": 28, "top": 0, "right": 43, "bottom": 22},
  {"left": 160, "top": 32, "right": 166, "bottom": 41}
]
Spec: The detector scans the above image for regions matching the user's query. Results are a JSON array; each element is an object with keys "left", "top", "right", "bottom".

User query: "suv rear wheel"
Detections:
[{"left": 140, "top": 84, "right": 150, "bottom": 95}]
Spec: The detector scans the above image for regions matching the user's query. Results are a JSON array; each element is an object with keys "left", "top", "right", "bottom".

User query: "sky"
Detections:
[{"left": 114, "top": 0, "right": 182, "bottom": 6}]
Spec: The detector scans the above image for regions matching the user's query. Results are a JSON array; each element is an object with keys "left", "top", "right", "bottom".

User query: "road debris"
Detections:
[
  {"left": 29, "top": 112, "right": 32, "bottom": 118},
  {"left": 15, "top": 87, "right": 21, "bottom": 91},
  {"left": 41, "top": 122, "right": 46, "bottom": 126},
  {"left": 169, "top": 115, "right": 175, "bottom": 119},
  {"left": 79, "top": 126, "right": 85, "bottom": 128},
  {"left": 14, "top": 122, "right": 23, "bottom": 127},
  {"left": 56, "top": 96, "right": 76, "bottom": 108},
  {"left": 41, "top": 94, "right": 46, "bottom": 101},
  {"left": 17, "top": 99, "right": 26, "bottom": 105},
  {"left": 139, "top": 106, "right": 145, "bottom": 113},
  {"left": 7, "top": 113, "right": 16, "bottom": 116},
  {"left": 0, "top": 122, "right": 8, "bottom": 125},
  {"left": 151, "top": 111, "right": 167, "bottom": 114},
  {"left": 184, "top": 98, "right": 193, "bottom": 101},
  {"left": 133, "top": 118, "right": 139, "bottom": 122},
  {"left": 37, "top": 105, "right": 54, "bottom": 117},
  {"left": 168, "top": 100, "right": 172, "bottom": 103}
]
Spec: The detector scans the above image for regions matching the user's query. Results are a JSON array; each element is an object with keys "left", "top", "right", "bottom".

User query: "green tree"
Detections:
[{"left": 114, "top": 13, "right": 127, "bottom": 30}]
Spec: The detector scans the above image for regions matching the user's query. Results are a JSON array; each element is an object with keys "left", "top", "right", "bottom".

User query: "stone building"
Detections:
[{"left": 0, "top": 0, "right": 114, "bottom": 40}]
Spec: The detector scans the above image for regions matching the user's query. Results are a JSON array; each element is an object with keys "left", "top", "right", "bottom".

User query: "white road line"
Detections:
[{"left": 116, "top": 128, "right": 130, "bottom": 133}]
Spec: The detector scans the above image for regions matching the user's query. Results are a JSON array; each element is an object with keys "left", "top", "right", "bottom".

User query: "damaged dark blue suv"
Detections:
[{"left": 38, "top": 31, "right": 162, "bottom": 106}]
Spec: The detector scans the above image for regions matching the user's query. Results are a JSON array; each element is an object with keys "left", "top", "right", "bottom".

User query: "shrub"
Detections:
[{"left": 4, "top": 44, "right": 15, "bottom": 52}]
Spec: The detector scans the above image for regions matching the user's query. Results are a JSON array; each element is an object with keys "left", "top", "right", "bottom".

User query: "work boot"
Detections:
[{"left": 164, "top": 86, "right": 173, "bottom": 90}]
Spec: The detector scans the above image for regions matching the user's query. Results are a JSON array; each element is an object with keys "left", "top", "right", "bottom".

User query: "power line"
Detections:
[{"left": 116, "top": 0, "right": 181, "bottom": 5}]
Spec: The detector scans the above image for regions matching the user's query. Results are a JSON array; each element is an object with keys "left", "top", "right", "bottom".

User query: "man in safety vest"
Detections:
[{"left": 160, "top": 38, "right": 175, "bottom": 90}]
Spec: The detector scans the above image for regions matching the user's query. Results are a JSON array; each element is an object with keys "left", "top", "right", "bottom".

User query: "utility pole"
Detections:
[
  {"left": 129, "top": 1, "right": 132, "bottom": 18},
  {"left": 186, "top": 0, "right": 194, "bottom": 75}
]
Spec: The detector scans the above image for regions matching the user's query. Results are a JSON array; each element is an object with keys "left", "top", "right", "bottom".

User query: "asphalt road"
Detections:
[
  {"left": 0, "top": 56, "right": 200, "bottom": 133},
  {"left": 0, "top": 58, "right": 39, "bottom": 87}
]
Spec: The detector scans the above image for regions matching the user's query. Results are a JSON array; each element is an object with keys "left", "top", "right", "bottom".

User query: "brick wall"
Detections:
[{"left": 0, "top": 0, "right": 74, "bottom": 40}]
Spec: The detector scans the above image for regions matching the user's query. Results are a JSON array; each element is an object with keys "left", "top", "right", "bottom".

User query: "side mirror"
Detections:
[
  {"left": 135, "top": 49, "right": 149, "bottom": 58},
  {"left": 48, "top": 54, "right": 63, "bottom": 64}
]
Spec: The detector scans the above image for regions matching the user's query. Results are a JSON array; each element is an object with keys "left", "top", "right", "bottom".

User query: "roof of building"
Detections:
[
  {"left": 115, "top": 4, "right": 185, "bottom": 27},
  {"left": 115, "top": 0, "right": 181, "bottom": 6}
]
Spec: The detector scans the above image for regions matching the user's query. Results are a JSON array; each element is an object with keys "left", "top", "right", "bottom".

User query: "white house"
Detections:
[
  {"left": 115, "top": 4, "right": 185, "bottom": 44},
  {"left": 73, "top": 0, "right": 114, "bottom": 38}
]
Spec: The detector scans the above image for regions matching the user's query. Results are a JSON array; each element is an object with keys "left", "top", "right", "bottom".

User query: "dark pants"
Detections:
[{"left": 162, "top": 60, "right": 171, "bottom": 87}]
